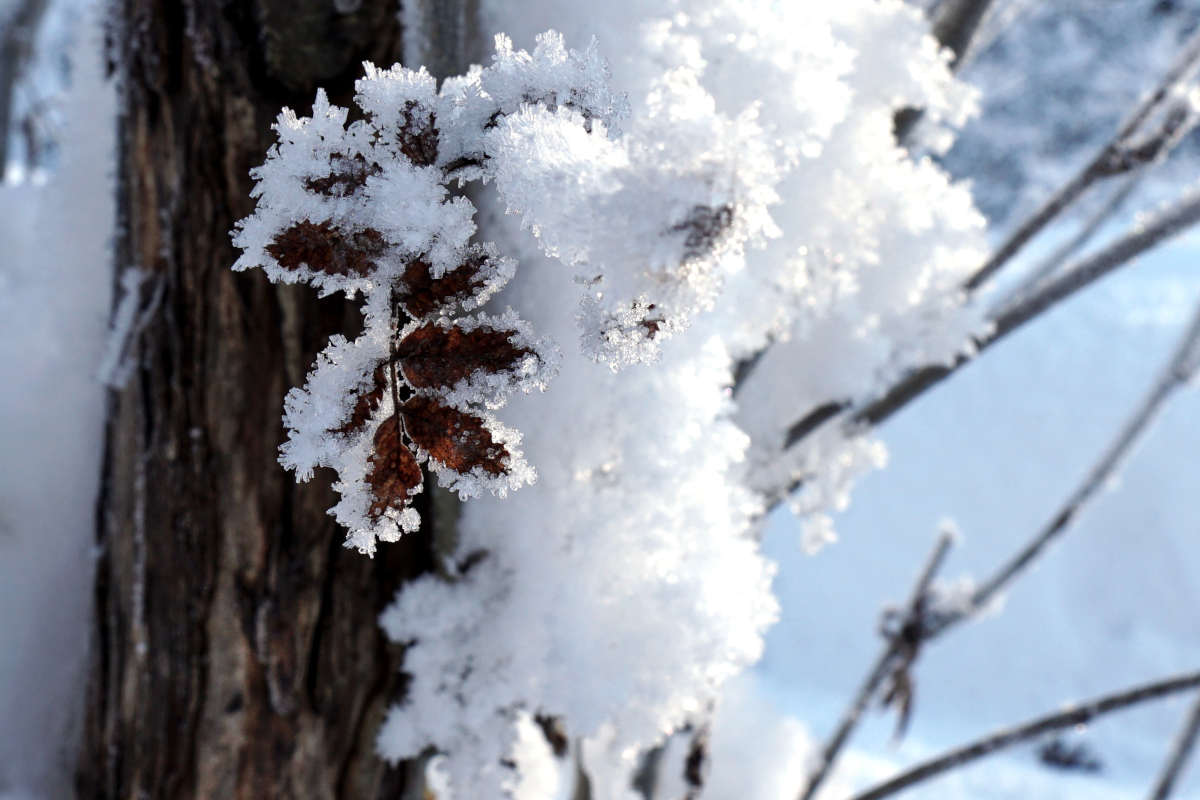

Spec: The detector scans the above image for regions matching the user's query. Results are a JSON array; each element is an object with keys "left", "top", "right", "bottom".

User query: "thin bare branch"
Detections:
[
  {"left": 797, "top": 531, "right": 955, "bottom": 800},
  {"left": 836, "top": 188, "right": 1200, "bottom": 440},
  {"left": 986, "top": 189, "right": 1200, "bottom": 342},
  {"left": 731, "top": 348, "right": 765, "bottom": 396},
  {"left": 778, "top": 188, "right": 1200, "bottom": 452},
  {"left": 963, "top": 27, "right": 1200, "bottom": 292},
  {"left": 572, "top": 740, "right": 593, "bottom": 800},
  {"left": 792, "top": 296, "right": 1200, "bottom": 800},
  {"left": 905, "top": 532, "right": 955, "bottom": 611},
  {"left": 997, "top": 169, "right": 1144, "bottom": 313},
  {"left": 849, "top": 671, "right": 1200, "bottom": 800},
  {"left": 772, "top": 190, "right": 1200, "bottom": 515},
  {"left": 926, "top": 294, "right": 1200, "bottom": 636},
  {"left": 1148, "top": 691, "right": 1200, "bottom": 800}
]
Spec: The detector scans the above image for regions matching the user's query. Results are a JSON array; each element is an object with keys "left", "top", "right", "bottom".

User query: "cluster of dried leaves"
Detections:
[{"left": 238, "top": 94, "right": 555, "bottom": 548}]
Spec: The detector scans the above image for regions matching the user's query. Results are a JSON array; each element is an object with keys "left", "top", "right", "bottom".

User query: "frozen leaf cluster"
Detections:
[
  {"left": 233, "top": 46, "right": 624, "bottom": 552},
  {"left": 234, "top": 30, "right": 786, "bottom": 551}
]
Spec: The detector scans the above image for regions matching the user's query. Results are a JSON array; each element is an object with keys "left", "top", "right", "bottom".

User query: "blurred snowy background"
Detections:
[
  {"left": 759, "top": 1, "right": 1200, "bottom": 797},
  {"left": 2, "top": 0, "right": 1199, "bottom": 798}
]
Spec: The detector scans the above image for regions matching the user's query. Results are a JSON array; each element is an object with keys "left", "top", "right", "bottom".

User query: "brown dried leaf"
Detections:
[
  {"left": 304, "top": 153, "right": 382, "bottom": 197},
  {"left": 396, "top": 322, "right": 532, "bottom": 391},
  {"left": 398, "top": 101, "right": 439, "bottom": 167},
  {"left": 401, "top": 396, "right": 508, "bottom": 476},
  {"left": 396, "top": 251, "right": 492, "bottom": 319},
  {"left": 365, "top": 415, "right": 423, "bottom": 521},
  {"left": 334, "top": 364, "right": 387, "bottom": 436},
  {"left": 266, "top": 220, "right": 388, "bottom": 277}
]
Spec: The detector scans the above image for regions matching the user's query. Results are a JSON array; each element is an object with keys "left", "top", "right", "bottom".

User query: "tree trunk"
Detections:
[{"left": 76, "top": 2, "right": 438, "bottom": 797}]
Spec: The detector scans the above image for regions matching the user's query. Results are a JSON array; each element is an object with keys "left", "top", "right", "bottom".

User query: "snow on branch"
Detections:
[
  {"left": 367, "top": 1, "right": 996, "bottom": 796},
  {"left": 737, "top": 23, "right": 1200, "bottom": 537},
  {"left": 760, "top": 184, "right": 1200, "bottom": 519},
  {"left": 232, "top": 31, "right": 792, "bottom": 551},
  {"left": 232, "top": 0, "right": 1006, "bottom": 794},
  {"left": 851, "top": 185, "right": 1200, "bottom": 442}
]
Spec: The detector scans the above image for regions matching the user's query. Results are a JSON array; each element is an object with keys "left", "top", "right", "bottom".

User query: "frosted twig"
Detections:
[
  {"left": 847, "top": 188, "right": 1200, "bottom": 435},
  {"left": 847, "top": 670, "right": 1200, "bottom": 800},
  {"left": 903, "top": 531, "right": 956, "bottom": 612},
  {"left": 894, "top": 0, "right": 995, "bottom": 143},
  {"left": 1147, "top": 691, "right": 1200, "bottom": 800},
  {"left": 926, "top": 295, "right": 1200, "bottom": 636},
  {"left": 572, "top": 740, "right": 592, "bottom": 800},
  {"left": 797, "top": 531, "right": 955, "bottom": 800},
  {"left": 985, "top": 189, "right": 1200, "bottom": 342},
  {"left": 777, "top": 187, "right": 1200, "bottom": 453},
  {"left": 791, "top": 295, "right": 1200, "bottom": 800},
  {"left": 996, "top": 169, "right": 1144, "bottom": 314},
  {"left": 962, "top": 26, "right": 1200, "bottom": 292}
]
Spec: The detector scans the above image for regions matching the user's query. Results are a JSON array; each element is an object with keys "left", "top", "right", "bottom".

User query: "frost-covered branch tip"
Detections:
[
  {"left": 799, "top": 529, "right": 956, "bottom": 800},
  {"left": 231, "top": 31, "right": 773, "bottom": 552}
]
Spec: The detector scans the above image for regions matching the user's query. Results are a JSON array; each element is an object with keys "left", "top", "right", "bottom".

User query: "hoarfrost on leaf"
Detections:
[{"left": 232, "top": 51, "right": 580, "bottom": 553}]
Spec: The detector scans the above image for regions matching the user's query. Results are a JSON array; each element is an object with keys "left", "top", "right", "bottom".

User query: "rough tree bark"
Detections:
[{"left": 76, "top": 2, "right": 444, "bottom": 797}]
